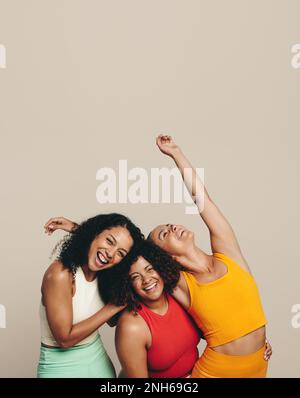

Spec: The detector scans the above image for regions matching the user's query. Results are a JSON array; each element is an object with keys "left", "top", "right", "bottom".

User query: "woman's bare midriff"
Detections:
[{"left": 211, "top": 326, "right": 266, "bottom": 356}]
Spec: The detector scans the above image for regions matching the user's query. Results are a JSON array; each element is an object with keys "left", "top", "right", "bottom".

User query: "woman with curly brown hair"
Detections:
[
  {"left": 112, "top": 240, "right": 202, "bottom": 378},
  {"left": 38, "top": 213, "right": 143, "bottom": 378},
  {"left": 43, "top": 221, "right": 201, "bottom": 378}
]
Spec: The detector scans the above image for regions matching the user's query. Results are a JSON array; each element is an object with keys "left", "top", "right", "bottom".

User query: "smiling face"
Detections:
[
  {"left": 87, "top": 226, "right": 134, "bottom": 271},
  {"left": 129, "top": 256, "right": 164, "bottom": 303},
  {"left": 149, "top": 224, "right": 194, "bottom": 256}
]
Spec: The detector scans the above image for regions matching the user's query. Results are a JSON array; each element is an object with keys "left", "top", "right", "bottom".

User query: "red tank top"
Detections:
[{"left": 137, "top": 294, "right": 200, "bottom": 378}]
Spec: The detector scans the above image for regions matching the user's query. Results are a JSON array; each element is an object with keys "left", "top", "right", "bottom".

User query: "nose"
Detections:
[
  {"left": 105, "top": 249, "right": 114, "bottom": 260},
  {"left": 171, "top": 224, "right": 177, "bottom": 232},
  {"left": 142, "top": 274, "right": 152, "bottom": 286}
]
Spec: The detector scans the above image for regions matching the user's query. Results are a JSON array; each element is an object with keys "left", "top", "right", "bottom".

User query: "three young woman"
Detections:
[
  {"left": 38, "top": 213, "right": 143, "bottom": 378},
  {"left": 41, "top": 134, "right": 272, "bottom": 378}
]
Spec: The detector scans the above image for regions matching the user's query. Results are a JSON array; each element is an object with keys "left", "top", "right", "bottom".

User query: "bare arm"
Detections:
[
  {"left": 44, "top": 217, "right": 79, "bottom": 235},
  {"left": 156, "top": 134, "right": 250, "bottom": 272},
  {"left": 42, "top": 261, "right": 125, "bottom": 348},
  {"left": 171, "top": 272, "right": 191, "bottom": 310},
  {"left": 115, "top": 312, "right": 149, "bottom": 378}
]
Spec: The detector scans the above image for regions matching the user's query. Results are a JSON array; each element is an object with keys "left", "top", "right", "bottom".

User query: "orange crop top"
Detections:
[{"left": 182, "top": 252, "right": 267, "bottom": 347}]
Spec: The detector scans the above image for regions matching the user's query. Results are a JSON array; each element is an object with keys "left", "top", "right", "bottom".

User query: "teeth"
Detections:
[
  {"left": 144, "top": 283, "right": 157, "bottom": 291},
  {"left": 97, "top": 252, "right": 108, "bottom": 264}
]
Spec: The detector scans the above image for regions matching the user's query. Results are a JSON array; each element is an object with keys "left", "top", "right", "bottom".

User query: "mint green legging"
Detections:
[{"left": 37, "top": 335, "right": 116, "bottom": 378}]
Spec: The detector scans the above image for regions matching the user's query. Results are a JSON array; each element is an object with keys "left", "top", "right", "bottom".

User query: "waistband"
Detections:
[
  {"left": 205, "top": 344, "right": 266, "bottom": 363},
  {"left": 40, "top": 333, "right": 102, "bottom": 353},
  {"left": 192, "top": 345, "right": 268, "bottom": 378}
]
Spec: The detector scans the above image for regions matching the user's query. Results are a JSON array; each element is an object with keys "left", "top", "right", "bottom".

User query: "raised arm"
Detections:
[
  {"left": 42, "top": 261, "right": 125, "bottom": 348},
  {"left": 44, "top": 217, "right": 79, "bottom": 235},
  {"left": 115, "top": 312, "right": 149, "bottom": 378},
  {"left": 156, "top": 134, "right": 250, "bottom": 271}
]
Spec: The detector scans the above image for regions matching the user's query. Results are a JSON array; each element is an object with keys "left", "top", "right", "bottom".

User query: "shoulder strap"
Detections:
[{"left": 213, "top": 252, "right": 236, "bottom": 268}]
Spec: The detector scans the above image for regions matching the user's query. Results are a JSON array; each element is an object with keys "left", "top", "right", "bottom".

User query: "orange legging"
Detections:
[{"left": 192, "top": 345, "right": 268, "bottom": 378}]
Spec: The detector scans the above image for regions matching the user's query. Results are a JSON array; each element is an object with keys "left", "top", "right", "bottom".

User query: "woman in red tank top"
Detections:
[{"left": 115, "top": 240, "right": 201, "bottom": 378}]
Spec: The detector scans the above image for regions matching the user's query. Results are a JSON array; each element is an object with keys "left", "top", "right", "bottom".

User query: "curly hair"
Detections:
[
  {"left": 55, "top": 213, "right": 144, "bottom": 278},
  {"left": 98, "top": 239, "right": 184, "bottom": 311}
]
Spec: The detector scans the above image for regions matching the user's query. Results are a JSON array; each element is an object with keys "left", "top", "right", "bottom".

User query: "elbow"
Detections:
[
  {"left": 56, "top": 336, "right": 74, "bottom": 349},
  {"left": 58, "top": 341, "right": 72, "bottom": 349},
  {"left": 56, "top": 339, "right": 72, "bottom": 349}
]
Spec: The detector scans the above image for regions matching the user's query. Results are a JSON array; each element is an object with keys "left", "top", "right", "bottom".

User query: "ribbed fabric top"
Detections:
[
  {"left": 40, "top": 266, "right": 103, "bottom": 347},
  {"left": 182, "top": 253, "right": 267, "bottom": 347}
]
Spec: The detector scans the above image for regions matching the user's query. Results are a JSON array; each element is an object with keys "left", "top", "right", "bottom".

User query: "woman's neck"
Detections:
[
  {"left": 81, "top": 264, "right": 97, "bottom": 282},
  {"left": 143, "top": 293, "right": 168, "bottom": 315},
  {"left": 178, "top": 245, "right": 214, "bottom": 274}
]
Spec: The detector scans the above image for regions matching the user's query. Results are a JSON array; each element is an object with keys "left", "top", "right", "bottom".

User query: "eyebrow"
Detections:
[{"left": 108, "top": 234, "right": 128, "bottom": 254}]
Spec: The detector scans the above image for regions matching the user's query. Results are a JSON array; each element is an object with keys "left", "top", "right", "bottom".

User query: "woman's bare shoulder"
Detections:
[
  {"left": 117, "top": 310, "right": 147, "bottom": 333},
  {"left": 43, "top": 261, "right": 73, "bottom": 287},
  {"left": 116, "top": 309, "right": 151, "bottom": 348}
]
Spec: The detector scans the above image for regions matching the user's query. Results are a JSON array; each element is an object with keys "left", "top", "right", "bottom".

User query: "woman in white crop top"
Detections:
[{"left": 37, "top": 213, "right": 143, "bottom": 378}]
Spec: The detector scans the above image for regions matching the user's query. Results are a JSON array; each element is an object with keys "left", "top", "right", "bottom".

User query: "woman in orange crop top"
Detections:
[{"left": 148, "top": 135, "right": 272, "bottom": 378}]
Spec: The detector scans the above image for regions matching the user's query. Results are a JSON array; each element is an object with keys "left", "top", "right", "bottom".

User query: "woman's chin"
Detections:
[
  {"left": 88, "top": 261, "right": 105, "bottom": 272},
  {"left": 184, "top": 230, "right": 193, "bottom": 239},
  {"left": 182, "top": 231, "right": 194, "bottom": 244},
  {"left": 141, "top": 287, "right": 164, "bottom": 302},
  {"left": 87, "top": 265, "right": 98, "bottom": 272}
]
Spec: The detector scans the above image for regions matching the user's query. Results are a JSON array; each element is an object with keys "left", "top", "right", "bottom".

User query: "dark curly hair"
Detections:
[
  {"left": 55, "top": 213, "right": 144, "bottom": 278},
  {"left": 98, "top": 240, "right": 184, "bottom": 311}
]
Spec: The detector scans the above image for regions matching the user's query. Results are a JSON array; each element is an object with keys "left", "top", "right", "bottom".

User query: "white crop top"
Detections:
[{"left": 40, "top": 266, "right": 103, "bottom": 347}]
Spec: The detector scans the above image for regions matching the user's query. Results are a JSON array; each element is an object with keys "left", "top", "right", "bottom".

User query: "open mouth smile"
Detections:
[
  {"left": 96, "top": 251, "right": 109, "bottom": 267},
  {"left": 143, "top": 282, "right": 158, "bottom": 293}
]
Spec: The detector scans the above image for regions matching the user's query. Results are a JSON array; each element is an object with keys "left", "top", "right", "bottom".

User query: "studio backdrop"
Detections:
[{"left": 0, "top": 0, "right": 300, "bottom": 378}]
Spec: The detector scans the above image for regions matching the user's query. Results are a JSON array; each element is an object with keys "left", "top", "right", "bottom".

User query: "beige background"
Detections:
[{"left": 0, "top": 0, "right": 300, "bottom": 377}]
